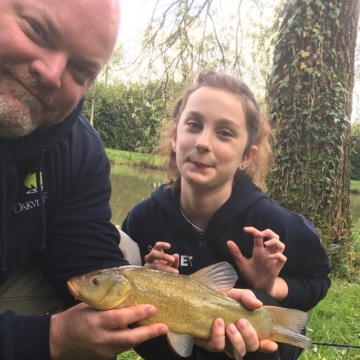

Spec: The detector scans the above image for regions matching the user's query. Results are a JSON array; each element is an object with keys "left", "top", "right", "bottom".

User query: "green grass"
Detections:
[
  {"left": 300, "top": 277, "right": 360, "bottom": 360},
  {"left": 117, "top": 350, "right": 142, "bottom": 360},
  {"left": 351, "top": 180, "right": 360, "bottom": 194},
  {"left": 105, "top": 148, "right": 165, "bottom": 170}
]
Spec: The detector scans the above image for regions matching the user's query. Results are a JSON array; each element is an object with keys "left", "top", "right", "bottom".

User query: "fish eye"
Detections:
[{"left": 92, "top": 277, "right": 101, "bottom": 286}]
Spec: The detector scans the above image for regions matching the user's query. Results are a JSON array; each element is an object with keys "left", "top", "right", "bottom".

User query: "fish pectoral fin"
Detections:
[
  {"left": 224, "top": 338, "right": 243, "bottom": 360},
  {"left": 189, "top": 262, "right": 238, "bottom": 293},
  {"left": 166, "top": 332, "right": 193, "bottom": 358}
]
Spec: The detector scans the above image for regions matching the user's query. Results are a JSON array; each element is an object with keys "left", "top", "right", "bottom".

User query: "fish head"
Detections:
[{"left": 67, "top": 269, "right": 131, "bottom": 310}]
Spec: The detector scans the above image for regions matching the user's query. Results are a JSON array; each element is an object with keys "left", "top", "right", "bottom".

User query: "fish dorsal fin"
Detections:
[
  {"left": 189, "top": 262, "right": 238, "bottom": 293},
  {"left": 167, "top": 332, "right": 193, "bottom": 357}
]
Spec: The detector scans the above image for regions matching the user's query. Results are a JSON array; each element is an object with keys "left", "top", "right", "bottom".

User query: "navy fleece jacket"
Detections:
[
  {"left": 122, "top": 179, "right": 331, "bottom": 360},
  {"left": 0, "top": 99, "right": 127, "bottom": 360},
  {"left": 123, "top": 179, "right": 331, "bottom": 311}
]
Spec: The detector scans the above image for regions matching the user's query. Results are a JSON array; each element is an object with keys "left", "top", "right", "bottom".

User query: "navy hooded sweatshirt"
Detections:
[
  {"left": 0, "top": 99, "right": 127, "bottom": 360},
  {"left": 122, "top": 179, "right": 331, "bottom": 360}
]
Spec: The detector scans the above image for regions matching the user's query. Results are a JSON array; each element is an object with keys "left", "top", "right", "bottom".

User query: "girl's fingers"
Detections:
[
  {"left": 144, "top": 251, "right": 176, "bottom": 264},
  {"left": 152, "top": 242, "right": 172, "bottom": 251},
  {"left": 264, "top": 239, "right": 285, "bottom": 253}
]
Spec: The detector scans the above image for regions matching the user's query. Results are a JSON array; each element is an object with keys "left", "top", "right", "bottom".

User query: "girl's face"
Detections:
[{"left": 173, "top": 86, "right": 257, "bottom": 192}]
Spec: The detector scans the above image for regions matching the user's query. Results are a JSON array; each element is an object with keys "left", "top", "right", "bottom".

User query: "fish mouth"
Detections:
[{"left": 67, "top": 281, "right": 80, "bottom": 298}]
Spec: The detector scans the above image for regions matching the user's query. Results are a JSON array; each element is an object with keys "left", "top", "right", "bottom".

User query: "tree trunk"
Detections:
[{"left": 267, "top": 0, "right": 360, "bottom": 274}]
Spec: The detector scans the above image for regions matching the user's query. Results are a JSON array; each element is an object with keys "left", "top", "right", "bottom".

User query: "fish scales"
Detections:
[
  {"left": 116, "top": 266, "right": 273, "bottom": 339},
  {"left": 67, "top": 262, "right": 313, "bottom": 358}
]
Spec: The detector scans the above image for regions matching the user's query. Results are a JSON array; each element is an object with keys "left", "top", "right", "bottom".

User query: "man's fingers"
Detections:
[
  {"left": 100, "top": 305, "right": 159, "bottom": 329},
  {"left": 111, "top": 323, "right": 169, "bottom": 349}
]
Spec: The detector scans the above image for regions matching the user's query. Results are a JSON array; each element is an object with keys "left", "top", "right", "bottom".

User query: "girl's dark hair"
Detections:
[{"left": 159, "top": 68, "right": 273, "bottom": 190}]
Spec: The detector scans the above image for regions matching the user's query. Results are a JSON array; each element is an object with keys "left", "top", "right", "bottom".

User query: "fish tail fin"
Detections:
[{"left": 264, "top": 306, "right": 313, "bottom": 349}]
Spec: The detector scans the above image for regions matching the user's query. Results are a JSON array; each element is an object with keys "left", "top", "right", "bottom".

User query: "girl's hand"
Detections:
[
  {"left": 227, "top": 227, "right": 287, "bottom": 298},
  {"left": 144, "top": 242, "right": 179, "bottom": 273},
  {"left": 194, "top": 289, "right": 278, "bottom": 357}
]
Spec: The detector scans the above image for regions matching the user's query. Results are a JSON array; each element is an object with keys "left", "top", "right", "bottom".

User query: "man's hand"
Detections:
[{"left": 50, "top": 302, "right": 168, "bottom": 360}]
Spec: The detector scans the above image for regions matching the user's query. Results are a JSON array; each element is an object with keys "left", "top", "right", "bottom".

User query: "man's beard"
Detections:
[
  {"left": 0, "top": 64, "right": 72, "bottom": 139},
  {"left": 0, "top": 92, "right": 39, "bottom": 138}
]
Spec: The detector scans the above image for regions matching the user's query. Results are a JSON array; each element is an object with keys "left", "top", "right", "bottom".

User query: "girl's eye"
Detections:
[
  {"left": 188, "top": 121, "right": 201, "bottom": 130},
  {"left": 218, "top": 130, "right": 232, "bottom": 137}
]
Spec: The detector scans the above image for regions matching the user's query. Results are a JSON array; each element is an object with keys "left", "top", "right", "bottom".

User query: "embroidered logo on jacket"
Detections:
[
  {"left": 23, "top": 172, "right": 43, "bottom": 194},
  {"left": 13, "top": 172, "right": 47, "bottom": 214}
]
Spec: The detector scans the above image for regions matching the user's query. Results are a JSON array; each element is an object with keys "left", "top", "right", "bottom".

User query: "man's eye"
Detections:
[
  {"left": 70, "top": 62, "right": 94, "bottom": 79},
  {"left": 26, "top": 18, "right": 45, "bottom": 38}
]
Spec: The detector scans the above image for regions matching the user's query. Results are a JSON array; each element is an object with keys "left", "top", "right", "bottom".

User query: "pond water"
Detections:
[
  {"left": 109, "top": 164, "right": 166, "bottom": 226},
  {"left": 109, "top": 164, "right": 360, "bottom": 226}
]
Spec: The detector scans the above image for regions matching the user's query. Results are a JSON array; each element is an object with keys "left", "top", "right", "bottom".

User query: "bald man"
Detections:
[{"left": 0, "top": 0, "right": 277, "bottom": 359}]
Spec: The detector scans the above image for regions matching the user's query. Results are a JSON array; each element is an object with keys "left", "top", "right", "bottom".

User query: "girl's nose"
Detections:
[{"left": 195, "top": 131, "right": 211, "bottom": 153}]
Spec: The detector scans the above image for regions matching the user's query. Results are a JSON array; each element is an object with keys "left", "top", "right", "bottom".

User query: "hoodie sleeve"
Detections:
[
  {"left": 0, "top": 311, "right": 51, "bottom": 360},
  {"left": 277, "top": 215, "right": 331, "bottom": 311},
  {"left": 246, "top": 199, "right": 331, "bottom": 312},
  {"left": 36, "top": 118, "right": 128, "bottom": 306}
]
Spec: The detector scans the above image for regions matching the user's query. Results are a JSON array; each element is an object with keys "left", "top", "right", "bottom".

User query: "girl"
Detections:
[{"left": 122, "top": 68, "right": 331, "bottom": 360}]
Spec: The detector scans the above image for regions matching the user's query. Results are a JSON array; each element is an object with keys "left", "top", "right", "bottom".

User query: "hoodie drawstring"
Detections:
[
  {"left": 0, "top": 146, "right": 7, "bottom": 272},
  {"left": 36, "top": 149, "right": 46, "bottom": 251}
]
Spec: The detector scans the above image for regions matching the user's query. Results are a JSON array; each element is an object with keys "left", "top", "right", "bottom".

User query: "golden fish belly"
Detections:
[{"left": 121, "top": 267, "right": 273, "bottom": 339}]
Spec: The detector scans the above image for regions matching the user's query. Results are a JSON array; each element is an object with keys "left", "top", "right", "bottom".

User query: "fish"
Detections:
[{"left": 67, "top": 262, "right": 313, "bottom": 359}]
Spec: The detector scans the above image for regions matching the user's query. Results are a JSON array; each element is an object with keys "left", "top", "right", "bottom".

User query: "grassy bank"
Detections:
[
  {"left": 106, "top": 148, "right": 360, "bottom": 193},
  {"left": 106, "top": 148, "right": 165, "bottom": 170},
  {"left": 118, "top": 276, "right": 360, "bottom": 360},
  {"left": 351, "top": 180, "right": 360, "bottom": 194}
]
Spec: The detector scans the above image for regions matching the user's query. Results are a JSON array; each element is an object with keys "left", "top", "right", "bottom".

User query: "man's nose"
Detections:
[{"left": 29, "top": 50, "right": 67, "bottom": 89}]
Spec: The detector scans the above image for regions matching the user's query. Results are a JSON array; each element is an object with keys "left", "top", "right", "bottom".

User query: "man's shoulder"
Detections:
[
  {"left": 72, "top": 114, "right": 101, "bottom": 140},
  {"left": 63, "top": 114, "right": 105, "bottom": 156}
]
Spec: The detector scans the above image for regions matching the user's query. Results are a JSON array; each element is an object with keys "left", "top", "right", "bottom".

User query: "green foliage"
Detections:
[
  {"left": 351, "top": 122, "right": 360, "bottom": 180},
  {"left": 82, "top": 81, "right": 170, "bottom": 153},
  {"left": 117, "top": 350, "right": 141, "bottom": 360},
  {"left": 267, "top": 0, "right": 359, "bottom": 274}
]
